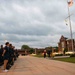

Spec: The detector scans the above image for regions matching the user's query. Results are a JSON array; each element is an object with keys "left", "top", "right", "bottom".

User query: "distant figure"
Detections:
[
  {"left": 50, "top": 50, "right": 52, "bottom": 57},
  {"left": 47, "top": 50, "right": 50, "bottom": 58},
  {"left": 43, "top": 50, "right": 47, "bottom": 58}
]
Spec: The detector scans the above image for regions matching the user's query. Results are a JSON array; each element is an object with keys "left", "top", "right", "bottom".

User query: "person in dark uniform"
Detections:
[
  {"left": 47, "top": 50, "right": 52, "bottom": 58},
  {"left": 0, "top": 45, "right": 4, "bottom": 65},
  {"left": 43, "top": 50, "right": 47, "bottom": 58},
  {"left": 47, "top": 50, "right": 50, "bottom": 58},
  {"left": 0, "top": 45, "right": 4, "bottom": 56},
  {"left": 9, "top": 44, "right": 15, "bottom": 65},
  {"left": 12, "top": 46, "right": 16, "bottom": 61},
  {"left": 2, "top": 42, "right": 10, "bottom": 72},
  {"left": 0, "top": 45, "right": 4, "bottom": 54}
]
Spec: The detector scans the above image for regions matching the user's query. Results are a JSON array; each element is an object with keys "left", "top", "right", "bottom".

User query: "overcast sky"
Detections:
[{"left": 0, "top": 0, "right": 75, "bottom": 49}]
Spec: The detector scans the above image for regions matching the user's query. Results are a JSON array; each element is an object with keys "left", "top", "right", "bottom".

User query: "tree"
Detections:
[
  {"left": 21, "top": 45, "right": 30, "bottom": 50},
  {"left": 29, "top": 48, "right": 35, "bottom": 54},
  {"left": 45, "top": 46, "right": 52, "bottom": 50}
]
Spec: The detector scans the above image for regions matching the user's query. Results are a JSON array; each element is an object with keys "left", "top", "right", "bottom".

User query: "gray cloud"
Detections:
[{"left": 0, "top": 0, "right": 75, "bottom": 48}]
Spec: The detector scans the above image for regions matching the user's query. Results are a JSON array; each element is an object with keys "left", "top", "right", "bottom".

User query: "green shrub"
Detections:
[
  {"left": 55, "top": 54, "right": 63, "bottom": 56},
  {"left": 70, "top": 54, "right": 75, "bottom": 57}
]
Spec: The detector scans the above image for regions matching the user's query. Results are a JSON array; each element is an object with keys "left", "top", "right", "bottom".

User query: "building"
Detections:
[{"left": 58, "top": 35, "right": 75, "bottom": 52}]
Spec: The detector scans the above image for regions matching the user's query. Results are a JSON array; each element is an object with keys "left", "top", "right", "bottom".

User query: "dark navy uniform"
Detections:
[
  {"left": 4, "top": 46, "right": 10, "bottom": 60},
  {"left": 0, "top": 48, "right": 3, "bottom": 62}
]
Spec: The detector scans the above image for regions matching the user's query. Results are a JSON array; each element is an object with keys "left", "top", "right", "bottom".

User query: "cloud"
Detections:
[{"left": 0, "top": 0, "right": 75, "bottom": 48}]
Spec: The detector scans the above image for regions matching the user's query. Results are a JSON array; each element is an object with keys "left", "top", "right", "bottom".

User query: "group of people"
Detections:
[
  {"left": 0, "top": 42, "right": 19, "bottom": 72},
  {"left": 43, "top": 50, "right": 52, "bottom": 58}
]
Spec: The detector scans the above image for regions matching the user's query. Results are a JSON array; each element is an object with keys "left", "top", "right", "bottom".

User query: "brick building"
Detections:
[{"left": 58, "top": 35, "right": 75, "bottom": 52}]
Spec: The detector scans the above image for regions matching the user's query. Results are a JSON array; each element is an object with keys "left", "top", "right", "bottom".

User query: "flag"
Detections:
[
  {"left": 68, "top": 0, "right": 73, "bottom": 7},
  {"left": 65, "top": 20, "right": 68, "bottom": 25}
]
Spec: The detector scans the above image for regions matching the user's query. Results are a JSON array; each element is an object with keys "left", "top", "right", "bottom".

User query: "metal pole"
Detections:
[
  {"left": 67, "top": 0, "right": 74, "bottom": 51},
  {"left": 35, "top": 48, "right": 36, "bottom": 54}
]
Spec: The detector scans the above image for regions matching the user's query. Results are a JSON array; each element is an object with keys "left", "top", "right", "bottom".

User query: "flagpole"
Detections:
[{"left": 67, "top": 0, "right": 74, "bottom": 52}]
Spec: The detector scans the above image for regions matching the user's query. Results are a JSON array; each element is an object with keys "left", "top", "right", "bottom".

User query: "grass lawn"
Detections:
[
  {"left": 32, "top": 54, "right": 75, "bottom": 63},
  {"left": 54, "top": 57, "right": 75, "bottom": 63}
]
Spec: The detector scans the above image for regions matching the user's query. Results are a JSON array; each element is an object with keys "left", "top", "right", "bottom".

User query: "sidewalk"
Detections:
[{"left": 0, "top": 56, "right": 75, "bottom": 75}]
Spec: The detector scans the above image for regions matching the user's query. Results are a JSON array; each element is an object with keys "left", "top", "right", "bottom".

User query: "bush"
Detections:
[
  {"left": 55, "top": 54, "right": 63, "bottom": 56},
  {"left": 70, "top": 54, "right": 75, "bottom": 57}
]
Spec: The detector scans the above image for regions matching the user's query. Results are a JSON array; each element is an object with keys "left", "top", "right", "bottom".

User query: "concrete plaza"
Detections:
[{"left": 0, "top": 56, "right": 75, "bottom": 75}]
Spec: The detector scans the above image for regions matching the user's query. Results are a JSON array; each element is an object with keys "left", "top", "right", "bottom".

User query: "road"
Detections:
[{"left": 0, "top": 56, "right": 75, "bottom": 75}]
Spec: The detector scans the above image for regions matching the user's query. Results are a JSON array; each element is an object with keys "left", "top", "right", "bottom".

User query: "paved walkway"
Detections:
[{"left": 0, "top": 56, "right": 75, "bottom": 75}]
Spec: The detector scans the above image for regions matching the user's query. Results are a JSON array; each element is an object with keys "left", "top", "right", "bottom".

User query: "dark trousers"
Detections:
[{"left": 44, "top": 54, "right": 46, "bottom": 58}]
